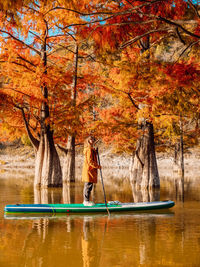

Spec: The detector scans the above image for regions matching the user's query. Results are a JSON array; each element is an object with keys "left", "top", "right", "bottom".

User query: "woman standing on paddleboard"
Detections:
[{"left": 82, "top": 136, "right": 101, "bottom": 206}]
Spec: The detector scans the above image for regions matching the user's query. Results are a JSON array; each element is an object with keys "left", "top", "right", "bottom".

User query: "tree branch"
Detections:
[
  {"left": 120, "top": 28, "right": 171, "bottom": 49},
  {"left": 20, "top": 107, "right": 39, "bottom": 149},
  {"left": 176, "top": 27, "right": 186, "bottom": 45},
  {"left": 127, "top": 93, "right": 139, "bottom": 109},
  {"left": 0, "top": 30, "right": 41, "bottom": 55},
  {"left": 2, "top": 86, "right": 33, "bottom": 98},
  {"left": 157, "top": 16, "right": 200, "bottom": 39},
  {"left": 16, "top": 54, "right": 36, "bottom": 67},
  {"left": 187, "top": 0, "right": 200, "bottom": 19},
  {"left": 8, "top": 61, "right": 35, "bottom": 72},
  {"left": 62, "top": 15, "right": 117, "bottom": 30},
  {"left": 176, "top": 39, "right": 200, "bottom": 61},
  {"left": 44, "top": 7, "right": 115, "bottom": 16},
  {"left": 56, "top": 144, "right": 68, "bottom": 154}
]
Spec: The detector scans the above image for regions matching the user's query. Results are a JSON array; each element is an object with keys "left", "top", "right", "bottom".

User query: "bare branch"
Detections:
[
  {"left": 56, "top": 144, "right": 68, "bottom": 154},
  {"left": 7, "top": 61, "right": 35, "bottom": 72},
  {"left": 44, "top": 0, "right": 166, "bottom": 17},
  {"left": 176, "top": 27, "right": 186, "bottom": 45},
  {"left": 157, "top": 16, "right": 200, "bottom": 39},
  {"left": 0, "top": 30, "right": 41, "bottom": 55},
  {"left": 24, "top": 5, "right": 40, "bottom": 14},
  {"left": 62, "top": 15, "right": 117, "bottom": 30},
  {"left": 106, "top": 83, "right": 139, "bottom": 109},
  {"left": 30, "top": 31, "right": 43, "bottom": 41},
  {"left": 120, "top": 28, "right": 171, "bottom": 49},
  {"left": 16, "top": 54, "right": 36, "bottom": 68},
  {"left": 187, "top": 0, "right": 200, "bottom": 18},
  {"left": 2, "top": 86, "right": 33, "bottom": 98},
  {"left": 44, "top": 7, "right": 115, "bottom": 16},
  {"left": 127, "top": 93, "right": 139, "bottom": 109},
  {"left": 19, "top": 107, "right": 39, "bottom": 149},
  {"left": 176, "top": 40, "right": 200, "bottom": 61}
]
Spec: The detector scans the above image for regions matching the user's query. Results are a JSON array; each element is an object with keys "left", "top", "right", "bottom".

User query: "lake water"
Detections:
[{"left": 0, "top": 174, "right": 200, "bottom": 267}]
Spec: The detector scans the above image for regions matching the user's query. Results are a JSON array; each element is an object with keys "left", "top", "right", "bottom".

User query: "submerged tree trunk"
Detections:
[
  {"left": 21, "top": 108, "right": 62, "bottom": 188},
  {"left": 63, "top": 135, "right": 75, "bottom": 183},
  {"left": 173, "top": 139, "right": 184, "bottom": 177},
  {"left": 34, "top": 130, "right": 62, "bottom": 188},
  {"left": 129, "top": 35, "right": 160, "bottom": 189},
  {"left": 130, "top": 122, "right": 160, "bottom": 189},
  {"left": 173, "top": 118, "right": 184, "bottom": 178}
]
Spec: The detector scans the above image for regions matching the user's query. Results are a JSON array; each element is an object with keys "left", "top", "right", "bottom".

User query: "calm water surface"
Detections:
[{"left": 0, "top": 175, "right": 200, "bottom": 267}]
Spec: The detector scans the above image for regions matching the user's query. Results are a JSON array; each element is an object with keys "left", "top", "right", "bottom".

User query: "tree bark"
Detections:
[
  {"left": 129, "top": 35, "right": 160, "bottom": 189},
  {"left": 173, "top": 118, "right": 184, "bottom": 179},
  {"left": 63, "top": 135, "right": 75, "bottom": 182},
  {"left": 20, "top": 24, "right": 63, "bottom": 188},
  {"left": 34, "top": 130, "right": 62, "bottom": 188},
  {"left": 130, "top": 122, "right": 160, "bottom": 189},
  {"left": 21, "top": 107, "right": 62, "bottom": 188}
]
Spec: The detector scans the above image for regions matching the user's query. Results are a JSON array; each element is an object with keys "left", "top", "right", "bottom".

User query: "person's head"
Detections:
[
  {"left": 85, "top": 135, "right": 96, "bottom": 147},
  {"left": 87, "top": 136, "right": 96, "bottom": 146}
]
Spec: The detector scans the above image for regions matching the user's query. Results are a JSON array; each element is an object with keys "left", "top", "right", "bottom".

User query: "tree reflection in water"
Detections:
[
  {"left": 19, "top": 177, "right": 183, "bottom": 267},
  {"left": 130, "top": 180, "right": 160, "bottom": 203},
  {"left": 173, "top": 172, "right": 184, "bottom": 202},
  {"left": 34, "top": 187, "right": 62, "bottom": 204}
]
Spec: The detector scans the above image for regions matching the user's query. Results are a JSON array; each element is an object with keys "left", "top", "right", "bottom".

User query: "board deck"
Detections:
[{"left": 4, "top": 200, "right": 175, "bottom": 214}]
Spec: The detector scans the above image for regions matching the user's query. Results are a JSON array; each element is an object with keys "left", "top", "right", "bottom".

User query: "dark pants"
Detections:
[{"left": 83, "top": 182, "right": 93, "bottom": 202}]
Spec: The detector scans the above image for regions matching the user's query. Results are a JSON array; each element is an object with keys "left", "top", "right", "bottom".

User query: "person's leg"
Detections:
[{"left": 83, "top": 182, "right": 93, "bottom": 202}]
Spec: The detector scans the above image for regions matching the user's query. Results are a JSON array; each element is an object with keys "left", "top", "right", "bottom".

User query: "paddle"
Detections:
[{"left": 96, "top": 148, "right": 110, "bottom": 216}]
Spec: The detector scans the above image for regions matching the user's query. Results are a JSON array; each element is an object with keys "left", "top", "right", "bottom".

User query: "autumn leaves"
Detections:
[{"left": 0, "top": 1, "right": 199, "bottom": 187}]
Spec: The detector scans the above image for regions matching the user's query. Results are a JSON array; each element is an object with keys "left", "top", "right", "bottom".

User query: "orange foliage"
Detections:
[{"left": 0, "top": 0, "right": 106, "bottom": 145}]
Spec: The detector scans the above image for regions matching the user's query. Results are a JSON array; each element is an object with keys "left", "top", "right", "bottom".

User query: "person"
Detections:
[{"left": 82, "top": 136, "right": 101, "bottom": 206}]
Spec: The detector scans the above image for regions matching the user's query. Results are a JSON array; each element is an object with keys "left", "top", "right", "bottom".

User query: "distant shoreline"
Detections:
[{"left": 1, "top": 143, "right": 200, "bottom": 181}]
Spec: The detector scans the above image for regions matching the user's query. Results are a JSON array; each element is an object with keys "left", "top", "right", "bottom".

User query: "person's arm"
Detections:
[{"left": 87, "top": 148, "right": 101, "bottom": 169}]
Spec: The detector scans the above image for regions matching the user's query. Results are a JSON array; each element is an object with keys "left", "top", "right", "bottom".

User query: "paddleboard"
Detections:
[{"left": 4, "top": 200, "right": 175, "bottom": 214}]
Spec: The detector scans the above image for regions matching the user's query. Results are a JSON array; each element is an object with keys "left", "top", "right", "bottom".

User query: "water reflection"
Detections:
[
  {"left": 34, "top": 183, "right": 74, "bottom": 204},
  {"left": 62, "top": 183, "right": 75, "bottom": 204},
  {"left": 172, "top": 170, "right": 184, "bottom": 202},
  {"left": 130, "top": 180, "right": 160, "bottom": 202},
  {"left": 34, "top": 187, "right": 49, "bottom": 204},
  {"left": 81, "top": 216, "right": 101, "bottom": 267},
  {"left": 174, "top": 178, "right": 184, "bottom": 202},
  {"left": 19, "top": 217, "right": 50, "bottom": 266},
  {"left": 2, "top": 175, "right": 200, "bottom": 267},
  {"left": 33, "top": 182, "right": 162, "bottom": 206}
]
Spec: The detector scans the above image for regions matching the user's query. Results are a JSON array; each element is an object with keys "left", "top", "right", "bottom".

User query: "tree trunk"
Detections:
[
  {"left": 130, "top": 122, "right": 160, "bottom": 189},
  {"left": 173, "top": 118, "right": 184, "bottom": 178},
  {"left": 63, "top": 44, "right": 78, "bottom": 183},
  {"left": 34, "top": 130, "right": 62, "bottom": 188},
  {"left": 180, "top": 119, "right": 184, "bottom": 178},
  {"left": 33, "top": 26, "right": 62, "bottom": 188},
  {"left": 21, "top": 107, "right": 62, "bottom": 188},
  {"left": 129, "top": 35, "right": 159, "bottom": 189},
  {"left": 63, "top": 135, "right": 75, "bottom": 183}
]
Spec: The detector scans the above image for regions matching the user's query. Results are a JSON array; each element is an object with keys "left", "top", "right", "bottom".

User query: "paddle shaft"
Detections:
[{"left": 96, "top": 148, "right": 110, "bottom": 216}]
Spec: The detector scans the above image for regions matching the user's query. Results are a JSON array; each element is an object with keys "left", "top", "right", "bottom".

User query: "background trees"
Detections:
[
  {"left": 0, "top": 0, "right": 107, "bottom": 187},
  {"left": 0, "top": 0, "right": 200, "bottom": 189},
  {"left": 88, "top": 0, "right": 200, "bottom": 188}
]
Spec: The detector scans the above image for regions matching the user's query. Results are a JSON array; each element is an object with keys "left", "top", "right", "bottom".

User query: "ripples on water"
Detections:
[{"left": 0, "top": 172, "right": 200, "bottom": 267}]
